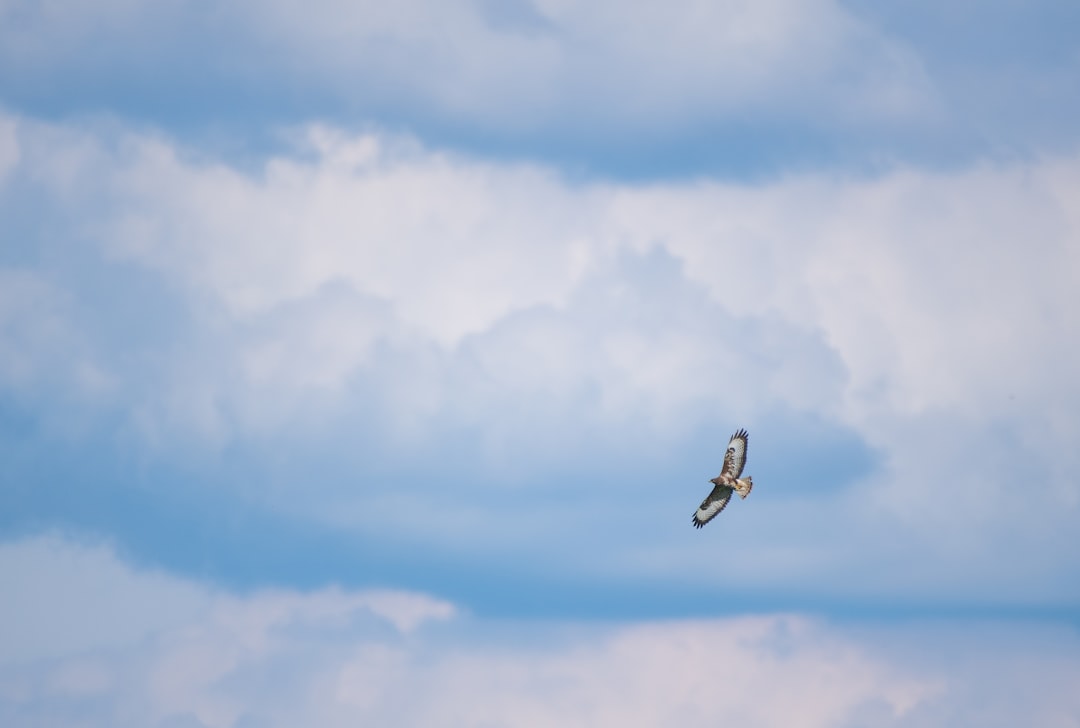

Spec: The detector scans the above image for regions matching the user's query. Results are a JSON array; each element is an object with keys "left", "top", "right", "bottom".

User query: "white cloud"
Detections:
[
  {"left": 15, "top": 112, "right": 1078, "bottom": 450},
  {"left": 2, "top": 535, "right": 1079, "bottom": 728},
  {"left": 98, "top": 126, "right": 594, "bottom": 347},
  {"left": 604, "top": 160, "right": 1080, "bottom": 530},
  {"left": 0, "top": 269, "right": 114, "bottom": 416},
  {"left": 0, "top": 535, "right": 210, "bottom": 665},
  {"left": 0, "top": 113, "right": 18, "bottom": 183}
]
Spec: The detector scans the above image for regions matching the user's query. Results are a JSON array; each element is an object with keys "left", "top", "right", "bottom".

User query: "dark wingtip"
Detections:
[
  {"left": 733, "top": 428, "right": 749, "bottom": 441},
  {"left": 692, "top": 515, "right": 704, "bottom": 529}
]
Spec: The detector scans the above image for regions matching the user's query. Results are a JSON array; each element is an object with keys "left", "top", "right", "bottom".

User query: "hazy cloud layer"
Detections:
[
  {"left": 2, "top": 536, "right": 1079, "bottom": 728},
  {"left": 0, "top": 0, "right": 933, "bottom": 125},
  {"left": 2, "top": 1, "right": 1077, "bottom": 173}
]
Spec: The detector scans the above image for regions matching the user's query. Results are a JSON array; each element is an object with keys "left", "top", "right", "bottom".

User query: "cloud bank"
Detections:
[
  {"left": 1, "top": 110, "right": 1078, "bottom": 612},
  {"left": 3, "top": 1, "right": 1077, "bottom": 173},
  {"left": 2, "top": 536, "right": 1079, "bottom": 728}
]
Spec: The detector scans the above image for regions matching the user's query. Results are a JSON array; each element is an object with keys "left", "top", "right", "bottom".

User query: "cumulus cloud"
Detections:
[
  {"left": 1, "top": 110, "right": 1078, "bottom": 607},
  {"left": 608, "top": 158, "right": 1080, "bottom": 487},
  {"left": 2, "top": 536, "right": 1079, "bottom": 728}
]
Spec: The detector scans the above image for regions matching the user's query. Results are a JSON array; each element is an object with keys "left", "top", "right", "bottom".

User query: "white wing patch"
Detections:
[
  {"left": 721, "top": 429, "right": 748, "bottom": 479},
  {"left": 692, "top": 486, "right": 733, "bottom": 529}
]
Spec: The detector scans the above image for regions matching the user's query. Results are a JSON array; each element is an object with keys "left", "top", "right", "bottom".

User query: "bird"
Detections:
[{"left": 692, "top": 429, "right": 753, "bottom": 528}]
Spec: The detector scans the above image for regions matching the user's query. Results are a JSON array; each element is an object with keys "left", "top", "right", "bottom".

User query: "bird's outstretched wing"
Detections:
[
  {"left": 692, "top": 484, "right": 733, "bottom": 529},
  {"left": 719, "top": 429, "right": 749, "bottom": 479}
]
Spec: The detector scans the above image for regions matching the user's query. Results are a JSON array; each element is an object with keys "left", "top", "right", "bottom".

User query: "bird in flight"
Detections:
[{"left": 692, "top": 429, "right": 753, "bottom": 528}]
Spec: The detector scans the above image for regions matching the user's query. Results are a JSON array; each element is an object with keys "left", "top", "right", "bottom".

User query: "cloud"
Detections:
[
  {"left": 2, "top": 536, "right": 1079, "bottom": 728},
  {"left": 0, "top": 535, "right": 210, "bottom": 665},
  {"left": 251, "top": 0, "right": 933, "bottom": 126},
  {"left": 0, "top": 268, "right": 114, "bottom": 428},
  {"left": 0, "top": 0, "right": 930, "bottom": 130},
  {"left": 0, "top": 0, "right": 951, "bottom": 178},
  {"left": 6, "top": 1, "right": 1079, "bottom": 176},
  {"left": 1, "top": 110, "right": 1078, "bottom": 610},
  {"left": 0, "top": 113, "right": 17, "bottom": 182}
]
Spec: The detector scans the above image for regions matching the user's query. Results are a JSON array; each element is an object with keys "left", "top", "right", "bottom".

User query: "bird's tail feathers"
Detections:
[{"left": 734, "top": 476, "right": 753, "bottom": 499}]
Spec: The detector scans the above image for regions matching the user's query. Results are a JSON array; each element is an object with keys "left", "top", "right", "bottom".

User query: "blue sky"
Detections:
[{"left": 2, "top": 1, "right": 1080, "bottom": 725}]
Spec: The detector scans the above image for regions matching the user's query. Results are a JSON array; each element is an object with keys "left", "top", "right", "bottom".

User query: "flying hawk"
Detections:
[{"left": 692, "top": 429, "right": 753, "bottom": 528}]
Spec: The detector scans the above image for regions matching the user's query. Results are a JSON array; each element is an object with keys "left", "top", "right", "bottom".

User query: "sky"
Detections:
[{"left": 1, "top": 1, "right": 1079, "bottom": 726}]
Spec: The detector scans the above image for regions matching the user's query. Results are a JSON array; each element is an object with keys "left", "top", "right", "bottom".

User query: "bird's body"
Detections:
[{"left": 692, "top": 429, "right": 753, "bottom": 528}]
